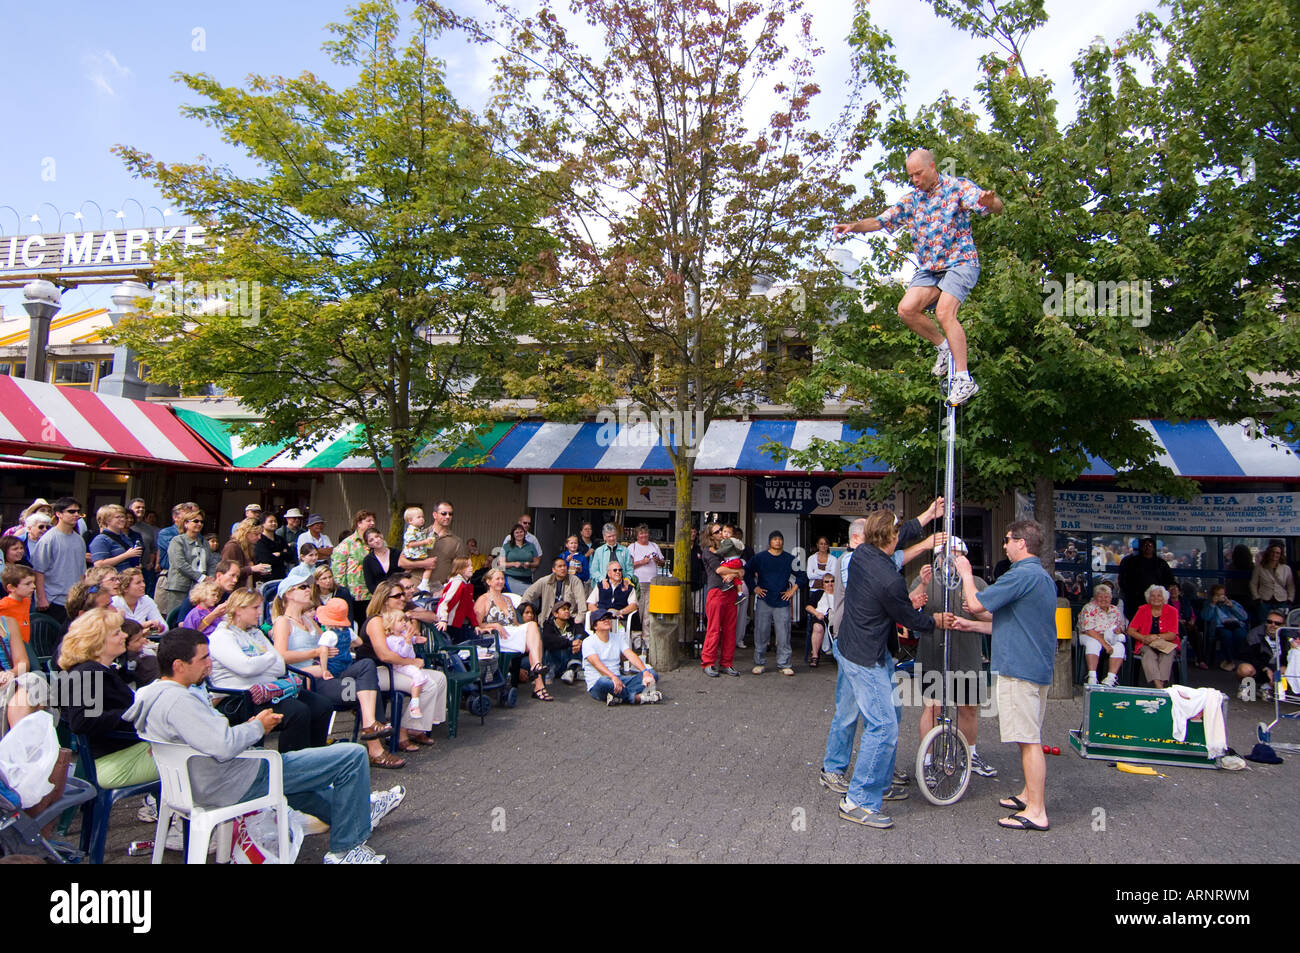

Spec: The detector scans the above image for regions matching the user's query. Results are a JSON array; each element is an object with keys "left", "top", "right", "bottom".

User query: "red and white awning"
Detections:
[{"left": 0, "top": 376, "right": 226, "bottom": 469}]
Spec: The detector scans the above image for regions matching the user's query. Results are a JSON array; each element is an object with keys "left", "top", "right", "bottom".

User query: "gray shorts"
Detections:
[{"left": 908, "top": 262, "right": 981, "bottom": 304}]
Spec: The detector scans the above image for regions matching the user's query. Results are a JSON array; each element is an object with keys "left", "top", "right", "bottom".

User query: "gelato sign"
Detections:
[{"left": 1, "top": 227, "right": 210, "bottom": 274}]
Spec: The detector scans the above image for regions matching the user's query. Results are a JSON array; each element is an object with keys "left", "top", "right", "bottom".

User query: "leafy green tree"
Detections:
[
  {"left": 108, "top": 0, "right": 552, "bottom": 535},
  {"left": 787, "top": 0, "right": 1300, "bottom": 569},
  {"left": 462, "top": 0, "right": 856, "bottom": 666}
]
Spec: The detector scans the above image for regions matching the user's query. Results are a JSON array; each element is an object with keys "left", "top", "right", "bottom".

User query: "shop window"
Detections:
[
  {"left": 51, "top": 359, "right": 97, "bottom": 388},
  {"left": 0, "top": 361, "right": 24, "bottom": 377}
]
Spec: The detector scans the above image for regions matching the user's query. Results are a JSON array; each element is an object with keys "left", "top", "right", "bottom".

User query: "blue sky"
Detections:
[{"left": 0, "top": 0, "right": 1156, "bottom": 317}]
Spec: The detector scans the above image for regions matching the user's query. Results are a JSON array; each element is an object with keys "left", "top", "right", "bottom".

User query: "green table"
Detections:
[{"left": 1068, "top": 684, "right": 1224, "bottom": 769}]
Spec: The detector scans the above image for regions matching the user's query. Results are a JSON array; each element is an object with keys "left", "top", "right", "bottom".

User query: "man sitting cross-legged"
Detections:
[
  {"left": 126, "top": 627, "right": 406, "bottom": 864},
  {"left": 582, "top": 609, "right": 662, "bottom": 706}
]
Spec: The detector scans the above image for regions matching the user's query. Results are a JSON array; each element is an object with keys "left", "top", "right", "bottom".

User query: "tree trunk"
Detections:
[
  {"left": 647, "top": 450, "right": 694, "bottom": 674},
  {"left": 1033, "top": 474, "right": 1056, "bottom": 574},
  {"left": 388, "top": 455, "right": 410, "bottom": 547}
]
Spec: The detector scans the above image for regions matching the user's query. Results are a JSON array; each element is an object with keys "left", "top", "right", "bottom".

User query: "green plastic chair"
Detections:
[{"left": 423, "top": 623, "right": 485, "bottom": 739}]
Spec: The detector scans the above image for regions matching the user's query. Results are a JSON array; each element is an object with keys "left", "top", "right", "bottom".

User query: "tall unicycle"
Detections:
[{"left": 916, "top": 357, "right": 972, "bottom": 806}]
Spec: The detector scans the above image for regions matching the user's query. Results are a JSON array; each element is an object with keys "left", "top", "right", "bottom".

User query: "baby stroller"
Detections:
[
  {"left": 0, "top": 776, "right": 94, "bottom": 863},
  {"left": 426, "top": 626, "right": 517, "bottom": 722},
  {"left": 1257, "top": 624, "right": 1300, "bottom": 752}
]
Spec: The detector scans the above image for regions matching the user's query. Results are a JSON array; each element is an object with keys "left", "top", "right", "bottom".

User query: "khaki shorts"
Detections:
[{"left": 996, "top": 675, "right": 1049, "bottom": 744}]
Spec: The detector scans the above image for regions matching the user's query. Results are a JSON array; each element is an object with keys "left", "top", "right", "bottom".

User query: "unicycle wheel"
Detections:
[{"left": 915, "top": 722, "right": 972, "bottom": 806}]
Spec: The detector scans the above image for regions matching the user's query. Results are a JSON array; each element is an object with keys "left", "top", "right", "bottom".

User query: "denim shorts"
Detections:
[{"left": 908, "top": 262, "right": 981, "bottom": 303}]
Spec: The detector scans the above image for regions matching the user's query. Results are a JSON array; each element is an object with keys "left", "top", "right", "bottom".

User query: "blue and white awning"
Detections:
[
  {"left": 1083, "top": 420, "right": 1300, "bottom": 479},
  {"left": 482, "top": 419, "right": 888, "bottom": 473}
]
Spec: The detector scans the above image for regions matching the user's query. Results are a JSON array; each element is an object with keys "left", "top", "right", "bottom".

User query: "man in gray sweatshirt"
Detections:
[{"left": 126, "top": 628, "right": 406, "bottom": 864}]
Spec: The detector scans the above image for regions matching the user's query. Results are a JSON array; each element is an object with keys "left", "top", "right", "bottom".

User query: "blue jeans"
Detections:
[
  {"left": 1204, "top": 616, "right": 1247, "bottom": 664},
  {"left": 822, "top": 643, "right": 897, "bottom": 812},
  {"left": 544, "top": 647, "right": 579, "bottom": 679},
  {"left": 753, "top": 601, "right": 792, "bottom": 667},
  {"left": 587, "top": 670, "right": 652, "bottom": 704},
  {"left": 241, "top": 742, "right": 371, "bottom": 855}
]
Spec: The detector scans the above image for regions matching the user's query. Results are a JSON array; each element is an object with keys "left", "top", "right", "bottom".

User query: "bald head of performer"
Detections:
[{"left": 906, "top": 149, "right": 940, "bottom": 192}]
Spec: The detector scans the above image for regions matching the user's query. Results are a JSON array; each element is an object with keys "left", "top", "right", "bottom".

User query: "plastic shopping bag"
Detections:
[
  {"left": 0, "top": 710, "right": 59, "bottom": 808},
  {"left": 228, "top": 807, "right": 304, "bottom": 864}
]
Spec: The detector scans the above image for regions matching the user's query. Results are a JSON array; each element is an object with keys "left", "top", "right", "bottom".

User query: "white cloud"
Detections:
[{"left": 84, "top": 49, "right": 132, "bottom": 97}]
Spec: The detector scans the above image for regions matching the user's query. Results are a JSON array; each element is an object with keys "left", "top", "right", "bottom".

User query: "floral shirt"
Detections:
[
  {"left": 332, "top": 532, "right": 370, "bottom": 600},
  {"left": 1077, "top": 603, "right": 1126, "bottom": 639},
  {"left": 877, "top": 173, "right": 989, "bottom": 271}
]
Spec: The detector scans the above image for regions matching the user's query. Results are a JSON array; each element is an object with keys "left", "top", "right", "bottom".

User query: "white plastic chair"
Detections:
[{"left": 146, "top": 741, "right": 290, "bottom": 864}]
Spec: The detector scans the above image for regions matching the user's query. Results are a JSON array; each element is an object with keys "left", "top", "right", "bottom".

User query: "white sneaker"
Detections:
[
  {"left": 947, "top": 374, "right": 979, "bottom": 406},
  {"left": 137, "top": 794, "right": 158, "bottom": 824},
  {"left": 560, "top": 668, "right": 576, "bottom": 685},
  {"left": 164, "top": 816, "right": 185, "bottom": 852},
  {"left": 639, "top": 689, "right": 663, "bottom": 704},
  {"left": 931, "top": 340, "right": 952, "bottom": 377},
  {"left": 1101, "top": 673, "right": 1118, "bottom": 687},
  {"left": 323, "top": 842, "right": 387, "bottom": 864},
  {"left": 294, "top": 811, "right": 330, "bottom": 836},
  {"left": 1086, "top": 672, "right": 1098, "bottom": 685},
  {"left": 369, "top": 785, "right": 406, "bottom": 829}
]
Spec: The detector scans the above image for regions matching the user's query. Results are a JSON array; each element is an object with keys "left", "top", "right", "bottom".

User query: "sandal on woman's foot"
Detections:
[
  {"left": 809, "top": 656, "right": 819, "bottom": 668},
  {"left": 528, "top": 663, "right": 548, "bottom": 681},
  {"left": 397, "top": 740, "right": 420, "bottom": 753},
  {"left": 532, "top": 687, "right": 555, "bottom": 702},
  {"left": 407, "top": 733, "right": 436, "bottom": 747},
  {"left": 369, "top": 751, "right": 406, "bottom": 769},
  {"left": 359, "top": 721, "right": 393, "bottom": 741}
]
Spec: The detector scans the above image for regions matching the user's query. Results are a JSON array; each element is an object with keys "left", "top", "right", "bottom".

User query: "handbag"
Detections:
[{"left": 247, "top": 673, "right": 304, "bottom": 706}]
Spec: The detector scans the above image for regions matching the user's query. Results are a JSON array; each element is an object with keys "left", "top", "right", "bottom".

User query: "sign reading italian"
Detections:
[
  {"left": 1054, "top": 490, "right": 1300, "bottom": 536},
  {"left": 562, "top": 474, "right": 626, "bottom": 509}
]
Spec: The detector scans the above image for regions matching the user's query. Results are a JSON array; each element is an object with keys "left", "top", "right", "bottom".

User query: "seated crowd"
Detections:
[{"left": 0, "top": 499, "right": 679, "bottom": 863}]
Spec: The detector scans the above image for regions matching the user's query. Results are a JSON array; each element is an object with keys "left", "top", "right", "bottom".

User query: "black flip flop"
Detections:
[
  {"left": 998, "top": 795, "right": 1027, "bottom": 811},
  {"left": 998, "top": 813, "right": 1049, "bottom": 832}
]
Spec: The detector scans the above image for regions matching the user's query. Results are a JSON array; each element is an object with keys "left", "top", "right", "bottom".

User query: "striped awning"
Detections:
[
  {"left": 0, "top": 376, "right": 226, "bottom": 469},
  {"left": 1083, "top": 420, "right": 1300, "bottom": 480},
  {"left": 482, "top": 419, "right": 888, "bottom": 473},
  {"left": 220, "top": 421, "right": 518, "bottom": 471}
]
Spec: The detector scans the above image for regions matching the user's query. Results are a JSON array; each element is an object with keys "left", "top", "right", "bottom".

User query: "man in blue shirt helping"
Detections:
[{"left": 952, "top": 519, "right": 1058, "bottom": 832}]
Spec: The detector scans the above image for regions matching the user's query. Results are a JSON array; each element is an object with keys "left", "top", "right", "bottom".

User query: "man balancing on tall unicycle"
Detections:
[{"left": 834, "top": 148, "right": 1003, "bottom": 406}]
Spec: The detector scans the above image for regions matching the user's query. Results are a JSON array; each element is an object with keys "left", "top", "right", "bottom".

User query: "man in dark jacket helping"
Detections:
[{"left": 820, "top": 512, "right": 955, "bottom": 829}]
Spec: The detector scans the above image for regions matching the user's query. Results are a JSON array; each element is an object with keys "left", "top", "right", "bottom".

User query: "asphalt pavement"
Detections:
[{"left": 103, "top": 654, "right": 1299, "bottom": 864}]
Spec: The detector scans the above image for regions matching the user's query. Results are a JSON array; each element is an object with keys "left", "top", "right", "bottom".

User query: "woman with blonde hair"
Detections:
[
  {"left": 89, "top": 503, "right": 143, "bottom": 571},
  {"left": 268, "top": 566, "right": 396, "bottom": 764},
  {"left": 361, "top": 580, "right": 447, "bottom": 753},
  {"left": 208, "top": 587, "right": 330, "bottom": 754},
  {"left": 57, "top": 608, "right": 158, "bottom": 786}
]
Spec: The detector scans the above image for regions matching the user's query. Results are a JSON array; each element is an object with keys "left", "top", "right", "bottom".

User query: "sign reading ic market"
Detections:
[
  {"left": 755, "top": 477, "right": 902, "bottom": 516},
  {"left": 1, "top": 227, "right": 210, "bottom": 273}
]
